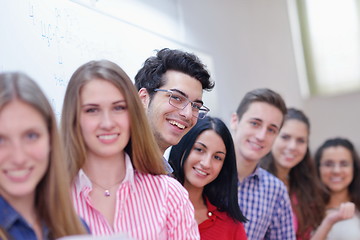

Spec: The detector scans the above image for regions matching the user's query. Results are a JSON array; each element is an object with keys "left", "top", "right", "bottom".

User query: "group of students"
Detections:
[{"left": 0, "top": 48, "right": 359, "bottom": 240}]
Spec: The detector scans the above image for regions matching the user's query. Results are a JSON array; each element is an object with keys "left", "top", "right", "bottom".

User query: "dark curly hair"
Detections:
[{"left": 135, "top": 48, "right": 214, "bottom": 98}]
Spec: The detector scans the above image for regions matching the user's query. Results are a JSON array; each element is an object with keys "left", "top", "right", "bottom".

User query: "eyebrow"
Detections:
[
  {"left": 81, "top": 100, "right": 126, "bottom": 107},
  {"left": 195, "top": 141, "right": 226, "bottom": 155},
  {"left": 251, "top": 117, "right": 280, "bottom": 130},
  {"left": 170, "top": 88, "right": 204, "bottom": 104}
]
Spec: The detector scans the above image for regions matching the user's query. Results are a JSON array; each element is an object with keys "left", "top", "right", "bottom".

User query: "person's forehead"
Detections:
[
  {"left": 322, "top": 146, "right": 353, "bottom": 160},
  {"left": 161, "top": 70, "right": 203, "bottom": 99},
  {"left": 243, "top": 102, "right": 283, "bottom": 125}
]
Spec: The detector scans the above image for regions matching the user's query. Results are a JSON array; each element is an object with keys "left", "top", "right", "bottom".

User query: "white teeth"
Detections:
[
  {"left": 194, "top": 168, "right": 207, "bottom": 176},
  {"left": 249, "top": 141, "right": 262, "bottom": 150},
  {"left": 284, "top": 154, "right": 295, "bottom": 159},
  {"left": 6, "top": 169, "right": 30, "bottom": 178},
  {"left": 169, "top": 120, "right": 185, "bottom": 129},
  {"left": 330, "top": 177, "right": 343, "bottom": 182},
  {"left": 98, "top": 134, "right": 118, "bottom": 140}
]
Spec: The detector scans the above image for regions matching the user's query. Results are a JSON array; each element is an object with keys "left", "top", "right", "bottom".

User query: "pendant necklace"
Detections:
[{"left": 89, "top": 178, "right": 122, "bottom": 197}]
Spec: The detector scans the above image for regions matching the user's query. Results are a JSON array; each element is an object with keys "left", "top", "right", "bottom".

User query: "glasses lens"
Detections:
[
  {"left": 169, "top": 92, "right": 187, "bottom": 109},
  {"left": 197, "top": 111, "right": 207, "bottom": 119},
  {"left": 168, "top": 91, "right": 208, "bottom": 119}
]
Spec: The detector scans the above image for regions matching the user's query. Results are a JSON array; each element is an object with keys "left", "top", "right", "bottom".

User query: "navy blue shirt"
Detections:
[{"left": 0, "top": 196, "right": 49, "bottom": 240}]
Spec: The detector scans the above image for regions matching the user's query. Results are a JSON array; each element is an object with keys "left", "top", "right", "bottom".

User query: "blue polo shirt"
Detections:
[{"left": 0, "top": 196, "right": 49, "bottom": 240}]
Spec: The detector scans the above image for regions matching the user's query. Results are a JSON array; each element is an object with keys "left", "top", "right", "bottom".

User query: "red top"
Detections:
[{"left": 198, "top": 199, "right": 248, "bottom": 240}]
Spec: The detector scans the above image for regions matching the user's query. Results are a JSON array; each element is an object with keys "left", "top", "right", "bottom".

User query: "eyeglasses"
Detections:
[
  {"left": 154, "top": 89, "right": 210, "bottom": 119},
  {"left": 320, "top": 161, "right": 352, "bottom": 170}
]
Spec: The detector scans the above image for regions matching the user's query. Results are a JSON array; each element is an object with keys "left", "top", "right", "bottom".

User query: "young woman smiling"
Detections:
[
  {"left": 61, "top": 60, "right": 199, "bottom": 239},
  {"left": 0, "top": 72, "right": 87, "bottom": 239},
  {"left": 169, "top": 116, "right": 247, "bottom": 239}
]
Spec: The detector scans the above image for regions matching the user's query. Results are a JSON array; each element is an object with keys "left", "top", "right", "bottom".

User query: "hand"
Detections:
[{"left": 327, "top": 202, "right": 355, "bottom": 224}]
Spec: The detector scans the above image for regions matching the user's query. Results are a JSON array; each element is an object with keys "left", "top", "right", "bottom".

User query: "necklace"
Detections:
[{"left": 89, "top": 178, "right": 122, "bottom": 197}]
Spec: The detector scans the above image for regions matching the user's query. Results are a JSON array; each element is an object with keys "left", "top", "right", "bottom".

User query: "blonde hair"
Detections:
[
  {"left": 61, "top": 60, "right": 166, "bottom": 181},
  {"left": 0, "top": 72, "right": 87, "bottom": 238}
]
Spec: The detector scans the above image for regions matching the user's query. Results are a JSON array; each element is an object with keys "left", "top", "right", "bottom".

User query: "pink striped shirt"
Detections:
[{"left": 72, "top": 154, "right": 199, "bottom": 240}]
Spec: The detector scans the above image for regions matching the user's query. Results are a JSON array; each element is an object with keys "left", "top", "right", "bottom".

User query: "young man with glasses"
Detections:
[{"left": 135, "top": 48, "right": 214, "bottom": 172}]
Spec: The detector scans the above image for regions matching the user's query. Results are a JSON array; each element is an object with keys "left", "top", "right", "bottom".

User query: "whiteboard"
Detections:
[{"left": 0, "top": 0, "right": 218, "bottom": 118}]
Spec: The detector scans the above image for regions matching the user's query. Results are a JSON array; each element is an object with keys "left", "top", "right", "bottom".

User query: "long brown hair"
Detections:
[
  {"left": 261, "top": 108, "right": 326, "bottom": 238},
  {"left": 0, "top": 72, "right": 87, "bottom": 239},
  {"left": 61, "top": 60, "right": 166, "bottom": 181}
]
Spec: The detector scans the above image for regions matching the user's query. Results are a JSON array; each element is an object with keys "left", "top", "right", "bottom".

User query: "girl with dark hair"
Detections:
[
  {"left": 169, "top": 116, "right": 247, "bottom": 239},
  {"left": 315, "top": 137, "right": 359, "bottom": 239}
]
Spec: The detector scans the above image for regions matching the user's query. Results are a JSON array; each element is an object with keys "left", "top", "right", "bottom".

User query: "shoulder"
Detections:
[
  {"left": 134, "top": 172, "right": 189, "bottom": 197},
  {"left": 258, "top": 168, "right": 287, "bottom": 191},
  {"left": 0, "top": 197, "right": 19, "bottom": 228}
]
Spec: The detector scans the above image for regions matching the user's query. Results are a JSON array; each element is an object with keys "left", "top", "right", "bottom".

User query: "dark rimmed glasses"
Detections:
[{"left": 154, "top": 89, "right": 210, "bottom": 119}]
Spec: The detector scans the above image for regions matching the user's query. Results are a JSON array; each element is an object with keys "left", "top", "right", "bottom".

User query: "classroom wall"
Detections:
[
  {"left": 1, "top": 0, "right": 360, "bottom": 152},
  {"left": 178, "top": 0, "right": 360, "bottom": 152}
]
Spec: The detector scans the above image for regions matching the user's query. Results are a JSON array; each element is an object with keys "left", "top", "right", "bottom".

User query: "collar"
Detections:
[
  {"left": 205, "top": 198, "right": 227, "bottom": 221},
  {"left": 0, "top": 196, "right": 20, "bottom": 230},
  {"left": 163, "top": 156, "right": 174, "bottom": 174},
  {"left": 251, "top": 165, "right": 261, "bottom": 178},
  {"left": 0, "top": 197, "right": 50, "bottom": 237},
  {"left": 75, "top": 153, "right": 135, "bottom": 196},
  {"left": 239, "top": 165, "right": 261, "bottom": 184}
]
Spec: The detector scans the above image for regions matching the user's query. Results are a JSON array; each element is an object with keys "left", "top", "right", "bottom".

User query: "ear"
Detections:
[
  {"left": 138, "top": 88, "right": 150, "bottom": 109},
  {"left": 230, "top": 113, "right": 239, "bottom": 131}
]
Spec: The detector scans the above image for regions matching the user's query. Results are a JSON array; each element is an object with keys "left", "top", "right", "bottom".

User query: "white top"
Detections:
[{"left": 326, "top": 209, "right": 360, "bottom": 240}]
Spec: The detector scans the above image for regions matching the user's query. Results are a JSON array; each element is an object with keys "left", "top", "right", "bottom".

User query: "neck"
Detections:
[
  {"left": 5, "top": 194, "right": 39, "bottom": 228},
  {"left": 185, "top": 182, "right": 205, "bottom": 209},
  {"left": 158, "top": 144, "right": 168, "bottom": 156},
  {"left": 276, "top": 164, "right": 290, "bottom": 187},
  {"left": 83, "top": 152, "right": 126, "bottom": 186},
  {"left": 236, "top": 153, "right": 258, "bottom": 182},
  {"left": 328, "top": 189, "right": 351, "bottom": 209}
]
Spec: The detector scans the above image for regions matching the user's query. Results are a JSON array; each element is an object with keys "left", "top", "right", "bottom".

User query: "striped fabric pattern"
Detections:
[{"left": 72, "top": 154, "right": 199, "bottom": 240}]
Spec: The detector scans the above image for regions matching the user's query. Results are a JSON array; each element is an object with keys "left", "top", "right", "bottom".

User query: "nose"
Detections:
[
  {"left": 200, "top": 155, "right": 211, "bottom": 169},
  {"left": 332, "top": 164, "right": 341, "bottom": 173},
  {"left": 100, "top": 111, "right": 115, "bottom": 129},
  {"left": 179, "top": 102, "right": 193, "bottom": 119},
  {"left": 10, "top": 141, "right": 27, "bottom": 166},
  {"left": 255, "top": 127, "right": 267, "bottom": 141},
  {"left": 288, "top": 139, "right": 297, "bottom": 149}
]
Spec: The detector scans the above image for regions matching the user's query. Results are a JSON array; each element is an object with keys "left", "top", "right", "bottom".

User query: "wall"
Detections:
[
  {"left": 1, "top": 0, "right": 360, "bottom": 152},
  {"left": 178, "top": 0, "right": 360, "bottom": 152},
  {"left": 0, "top": 0, "right": 218, "bottom": 117}
]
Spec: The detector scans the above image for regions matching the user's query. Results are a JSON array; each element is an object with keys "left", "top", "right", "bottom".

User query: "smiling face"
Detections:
[
  {"left": 0, "top": 100, "right": 50, "bottom": 202},
  {"left": 139, "top": 70, "right": 203, "bottom": 153},
  {"left": 272, "top": 119, "right": 308, "bottom": 172},
  {"left": 319, "top": 146, "right": 354, "bottom": 195},
  {"left": 183, "top": 130, "right": 226, "bottom": 191},
  {"left": 231, "top": 102, "right": 283, "bottom": 165},
  {"left": 79, "top": 79, "right": 130, "bottom": 161}
]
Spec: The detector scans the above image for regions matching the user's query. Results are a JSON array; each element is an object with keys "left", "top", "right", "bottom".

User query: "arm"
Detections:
[{"left": 311, "top": 202, "right": 355, "bottom": 240}]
